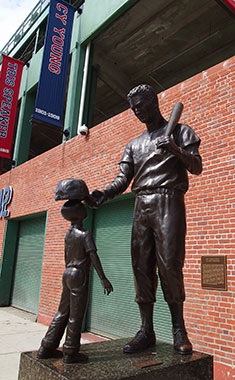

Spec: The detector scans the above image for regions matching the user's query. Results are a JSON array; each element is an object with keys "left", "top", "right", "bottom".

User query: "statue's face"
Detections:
[
  {"left": 129, "top": 94, "right": 157, "bottom": 124},
  {"left": 61, "top": 200, "right": 87, "bottom": 222}
]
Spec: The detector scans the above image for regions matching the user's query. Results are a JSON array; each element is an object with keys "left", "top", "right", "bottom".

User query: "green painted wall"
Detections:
[
  {"left": 18, "top": 48, "right": 43, "bottom": 99},
  {"left": 0, "top": 221, "right": 19, "bottom": 306},
  {"left": 80, "top": 0, "right": 137, "bottom": 43},
  {"left": 13, "top": 90, "right": 35, "bottom": 165}
]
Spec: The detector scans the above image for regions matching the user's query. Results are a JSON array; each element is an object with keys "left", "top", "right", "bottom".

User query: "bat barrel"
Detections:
[{"left": 165, "top": 102, "right": 184, "bottom": 136}]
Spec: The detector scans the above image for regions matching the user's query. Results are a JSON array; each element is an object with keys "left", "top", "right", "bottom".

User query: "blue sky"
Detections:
[{"left": 0, "top": 0, "right": 38, "bottom": 50}]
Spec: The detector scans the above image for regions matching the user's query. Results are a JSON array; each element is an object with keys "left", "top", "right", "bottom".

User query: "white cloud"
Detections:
[{"left": 0, "top": 0, "right": 38, "bottom": 50}]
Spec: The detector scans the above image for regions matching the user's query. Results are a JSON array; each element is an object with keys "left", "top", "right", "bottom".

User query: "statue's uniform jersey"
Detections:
[
  {"left": 120, "top": 123, "right": 200, "bottom": 194},
  {"left": 64, "top": 227, "right": 96, "bottom": 270}
]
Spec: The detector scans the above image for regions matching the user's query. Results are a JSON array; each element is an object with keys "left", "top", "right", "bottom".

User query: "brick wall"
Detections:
[
  {"left": 0, "top": 56, "right": 235, "bottom": 379},
  {"left": 158, "top": 59, "right": 235, "bottom": 378}
]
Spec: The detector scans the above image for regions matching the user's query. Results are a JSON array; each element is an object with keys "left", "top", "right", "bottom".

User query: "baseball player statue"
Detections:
[{"left": 87, "top": 84, "right": 202, "bottom": 355}]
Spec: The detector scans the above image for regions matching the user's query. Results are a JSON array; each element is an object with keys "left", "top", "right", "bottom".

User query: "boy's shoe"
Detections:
[
  {"left": 123, "top": 330, "right": 156, "bottom": 353},
  {"left": 37, "top": 346, "right": 63, "bottom": 359},
  {"left": 63, "top": 352, "right": 88, "bottom": 364},
  {"left": 173, "top": 328, "right": 193, "bottom": 355}
]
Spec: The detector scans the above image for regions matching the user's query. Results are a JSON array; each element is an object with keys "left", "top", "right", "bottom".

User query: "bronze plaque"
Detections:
[{"left": 201, "top": 256, "right": 227, "bottom": 290}]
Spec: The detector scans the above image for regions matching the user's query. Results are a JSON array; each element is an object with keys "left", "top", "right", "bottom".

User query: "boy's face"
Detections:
[{"left": 61, "top": 200, "right": 87, "bottom": 222}]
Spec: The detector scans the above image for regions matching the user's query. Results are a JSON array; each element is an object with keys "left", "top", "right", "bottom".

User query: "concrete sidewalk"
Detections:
[{"left": 0, "top": 307, "right": 107, "bottom": 380}]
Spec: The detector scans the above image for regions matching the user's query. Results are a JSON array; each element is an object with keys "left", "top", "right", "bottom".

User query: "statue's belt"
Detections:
[{"left": 136, "top": 188, "right": 183, "bottom": 197}]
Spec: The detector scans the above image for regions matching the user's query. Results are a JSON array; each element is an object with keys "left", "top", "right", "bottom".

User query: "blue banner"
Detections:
[{"left": 33, "top": 0, "right": 76, "bottom": 127}]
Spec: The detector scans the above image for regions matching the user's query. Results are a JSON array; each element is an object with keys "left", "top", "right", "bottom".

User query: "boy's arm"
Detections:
[{"left": 89, "top": 250, "right": 113, "bottom": 295}]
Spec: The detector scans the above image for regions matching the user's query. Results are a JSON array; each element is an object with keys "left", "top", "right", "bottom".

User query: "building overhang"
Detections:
[{"left": 92, "top": 0, "right": 235, "bottom": 125}]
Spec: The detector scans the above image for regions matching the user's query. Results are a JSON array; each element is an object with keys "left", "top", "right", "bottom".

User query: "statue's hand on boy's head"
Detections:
[{"left": 85, "top": 190, "right": 106, "bottom": 208}]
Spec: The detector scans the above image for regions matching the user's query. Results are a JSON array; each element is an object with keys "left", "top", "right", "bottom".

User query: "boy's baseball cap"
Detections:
[{"left": 55, "top": 178, "right": 89, "bottom": 201}]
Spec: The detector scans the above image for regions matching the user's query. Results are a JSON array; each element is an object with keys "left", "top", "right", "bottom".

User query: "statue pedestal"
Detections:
[{"left": 18, "top": 338, "right": 213, "bottom": 380}]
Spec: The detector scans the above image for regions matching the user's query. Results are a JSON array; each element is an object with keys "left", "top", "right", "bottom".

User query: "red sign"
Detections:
[
  {"left": 0, "top": 55, "right": 24, "bottom": 159},
  {"left": 225, "top": 0, "right": 235, "bottom": 10},
  {"left": 220, "top": 0, "right": 235, "bottom": 12}
]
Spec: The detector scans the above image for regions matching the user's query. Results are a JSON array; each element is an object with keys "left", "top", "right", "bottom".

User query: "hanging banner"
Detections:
[
  {"left": 0, "top": 55, "right": 24, "bottom": 159},
  {"left": 218, "top": 0, "right": 235, "bottom": 13},
  {"left": 33, "top": 0, "right": 76, "bottom": 128}
]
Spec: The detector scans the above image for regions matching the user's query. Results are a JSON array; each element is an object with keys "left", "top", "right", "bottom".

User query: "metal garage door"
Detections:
[
  {"left": 11, "top": 215, "right": 46, "bottom": 315},
  {"left": 86, "top": 197, "right": 172, "bottom": 343}
]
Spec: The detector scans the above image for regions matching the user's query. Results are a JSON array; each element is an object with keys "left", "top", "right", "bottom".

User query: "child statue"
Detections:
[{"left": 37, "top": 179, "right": 113, "bottom": 364}]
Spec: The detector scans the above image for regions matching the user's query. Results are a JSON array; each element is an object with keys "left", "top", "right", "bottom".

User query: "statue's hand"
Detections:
[
  {"left": 85, "top": 190, "right": 106, "bottom": 208},
  {"left": 156, "top": 136, "right": 180, "bottom": 155},
  {"left": 101, "top": 277, "right": 113, "bottom": 295}
]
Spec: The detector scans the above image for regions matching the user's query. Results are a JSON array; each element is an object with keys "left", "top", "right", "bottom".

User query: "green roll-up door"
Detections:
[
  {"left": 11, "top": 215, "right": 46, "bottom": 315},
  {"left": 86, "top": 197, "right": 172, "bottom": 343}
]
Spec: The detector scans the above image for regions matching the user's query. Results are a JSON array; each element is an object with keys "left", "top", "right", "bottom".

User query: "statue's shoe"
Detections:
[
  {"left": 173, "top": 328, "right": 193, "bottom": 355},
  {"left": 63, "top": 352, "right": 88, "bottom": 364},
  {"left": 37, "top": 346, "right": 63, "bottom": 359},
  {"left": 123, "top": 330, "right": 156, "bottom": 353}
]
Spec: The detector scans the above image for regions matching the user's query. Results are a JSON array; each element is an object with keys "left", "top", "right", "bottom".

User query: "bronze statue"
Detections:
[
  {"left": 37, "top": 179, "right": 113, "bottom": 364},
  {"left": 88, "top": 84, "right": 202, "bottom": 355}
]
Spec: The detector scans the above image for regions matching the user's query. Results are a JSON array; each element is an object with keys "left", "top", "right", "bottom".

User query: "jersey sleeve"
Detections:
[
  {"left": 119, "top": 142, "right": 133, "bottom": 164},
  {"left": 173, "top": 124, "right": 201, "bottom": 149},
  {"left": 84, "top": 231, "right": 97, "bottom": 253}
]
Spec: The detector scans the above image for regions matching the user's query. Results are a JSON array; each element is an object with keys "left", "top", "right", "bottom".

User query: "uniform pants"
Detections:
[
  {"left": 41, "top": 267, "right": 89, "bottom": 355},
  {"left": 131, "top": 191, "right": 186, "bottom": 305}
]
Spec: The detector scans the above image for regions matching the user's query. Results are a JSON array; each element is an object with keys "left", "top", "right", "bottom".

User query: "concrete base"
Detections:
[{"left": 18, "top": 338, "right": 213, "bottom": 380}]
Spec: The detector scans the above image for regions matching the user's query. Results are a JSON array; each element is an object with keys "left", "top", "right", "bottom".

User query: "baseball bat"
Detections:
[{"left": 165, "top": 102, "right": 184, "bottom": 136}]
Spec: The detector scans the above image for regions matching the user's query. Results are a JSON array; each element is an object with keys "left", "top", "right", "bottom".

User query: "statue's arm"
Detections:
[
  {"left": 176, "top": 143, "right": 202, "bottom": 175},
  {"left": 89, "top": 249, "right": 113, "bottom": 295},
  {"left": 103, "top": 162, "right": 134, "bottom": 200},
  {"left": 88, "top": 162, "right": 134, "bottom": 208},
  {"left": 157, "top": 136, "right": 202, "bottom": 175}
]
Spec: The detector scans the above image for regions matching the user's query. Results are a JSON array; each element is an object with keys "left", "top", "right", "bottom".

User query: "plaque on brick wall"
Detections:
[{"left": 201, "top": 256, "right": 227, "bottom": 290}]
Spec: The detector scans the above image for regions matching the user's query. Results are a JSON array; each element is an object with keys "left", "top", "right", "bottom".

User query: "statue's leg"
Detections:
[
  {"left": 38, "top": 270, "right": 70, "bottom": 359},
  {"left": 63, "top": 267, "right": 89, "bottom": 364},
  {"left": 152, "top": 192, "right": 192, "bottom": 355},
  {"left": 123, "top": 195, "right": 157, "bottom": 354},
  {"left": 168, "top": 302, "right": 192, "bottom": 355},
  {"left": 139, "top": 302, "right": 154, "bottom": 333}
]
